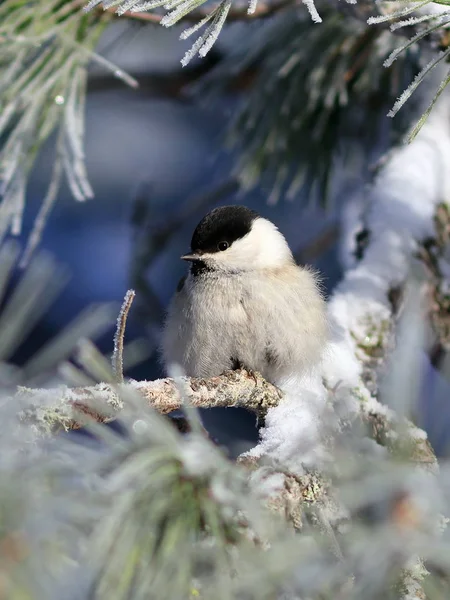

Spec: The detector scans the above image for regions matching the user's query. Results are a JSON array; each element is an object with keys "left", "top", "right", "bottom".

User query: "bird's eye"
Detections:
[{"left": 218, "top": 241, "right": 229, "bottom": 251}]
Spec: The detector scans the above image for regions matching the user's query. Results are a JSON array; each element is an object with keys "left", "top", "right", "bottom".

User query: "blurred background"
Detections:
[{"left": 9, "top": 17, "right": 450, "bottom": 456}]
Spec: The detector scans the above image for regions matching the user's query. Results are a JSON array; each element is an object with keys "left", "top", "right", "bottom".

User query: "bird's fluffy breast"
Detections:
[{"left": 162, "top": 264, "right": 328, "bottom": 384}]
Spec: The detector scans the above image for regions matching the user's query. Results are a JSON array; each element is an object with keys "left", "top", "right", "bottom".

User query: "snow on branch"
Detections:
[
  {"left": 323, "top": 93, "right": 450, "bottom": 463},
  {"left": 326, "top": 91, "right": 450, "bottom": 395}
]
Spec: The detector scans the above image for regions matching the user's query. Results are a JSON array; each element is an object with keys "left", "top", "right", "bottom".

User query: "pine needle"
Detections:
[
  {"left": 388, "top": 48, "right": 450, "bottom": 117},
  {"left": 407, "top": 68, "right": 450, "bottom": 141},
  {"left": 384, "top": 15, "right": 450, "bottom": 67},
  {"left": 367, "top": 0, "right": 432, "bottom": 25}
]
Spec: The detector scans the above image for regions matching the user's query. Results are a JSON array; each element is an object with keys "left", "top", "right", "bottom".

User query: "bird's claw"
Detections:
[
  {"left": 230, "top": 358, "right": 259, "bottom": 384},
  {"left": 246, "top": 368, "right": 259, "bottom": 385}
]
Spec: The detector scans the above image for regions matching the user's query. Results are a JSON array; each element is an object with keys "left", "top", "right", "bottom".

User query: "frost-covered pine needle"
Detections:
[
  {"left": 112, "top": 289, "right": 136, "bottom": 384},
  {"left": 407, "top": 68, "right": 450, "bottom": 141},
  {"left": 199, "top": 0, "right": 232, "bottom": 57},
  {"left": 114, "top": 0, "right": 142, "bottom": 14},
  {"left": 361, "top": 0, "right": 450, "bottom": 134},
  {"left": 60, "top": 34, "right": 139, "bottom": 89},
  {"left": 390, "top": 10, "right": 450, "bottom": 31},
  {"left": 248, "top": 0, "right": 258, "bottom": 16},
  {"left": 161, "top": 0, "right": 206, "bottom": 27},
  {"left": 180, "top": 0, "right": 231, "bottom": 65},
  {"left": 302, "top": 0, "right": 322, "bottom": 23},
  {"left": 367, "top": 0, "right": 432, "bottom": 25},
  {"left": 181, "top": 20, "right": 217, "bottom": 65},
  {"left": 180, "top": 10, "right": 217, "bottom": 39},
  {"left": 164, "top": 0, "right": 190, "bottom": 12},
  {"left": 388, "top": 48, "right": 450, "bottom": 117},
  {"left": 63, "top": 70, "right": 94, "bottom": 199},
  {"left": 384, "top": 15, "right": 450, "bottom": 67},
  {"left": 83, "top": 0, "right": 106, "bottom": 11},
  {"left": 128, "top": 0, "right": 167, "bottom": 11},
  {"left": 0, "top": 1, "right": 140, "bottom": 261}
]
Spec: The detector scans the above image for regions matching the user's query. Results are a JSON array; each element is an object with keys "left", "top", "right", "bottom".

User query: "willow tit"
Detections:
[{"left": 162, "top": 205, "right": 328, "bottom": 385}]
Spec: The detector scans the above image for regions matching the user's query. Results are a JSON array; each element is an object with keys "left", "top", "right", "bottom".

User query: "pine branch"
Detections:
[
  {"left": 84, "top": 0, "right": 360, "bottom": 66},
  {"left": 104, "top": 0, "right": 294, "bottom": 23},
  {"left": 196, "top": 8, "right": 424, "bottom": 204},
  {"left": 0, "top": 1, "right": 137, "bottom": 265}
]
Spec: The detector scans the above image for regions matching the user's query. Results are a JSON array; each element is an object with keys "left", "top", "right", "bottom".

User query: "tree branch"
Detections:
[
  {"left": 134, "top": 369, "right": 282, "bottom": 413},
  {"left": 17, "top": 369, "right": 282, "bottom": 435},
  {"left": 16, "top": 361, "right": 437, "bottom": 473}
]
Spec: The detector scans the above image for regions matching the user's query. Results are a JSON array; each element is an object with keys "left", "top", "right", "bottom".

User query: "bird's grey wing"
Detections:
[
  {"left": 161, "top": 277, "right": 191, "bottom": 371},
  {"left": 255, "top": 267, "right": 328, "bottom": 379}
]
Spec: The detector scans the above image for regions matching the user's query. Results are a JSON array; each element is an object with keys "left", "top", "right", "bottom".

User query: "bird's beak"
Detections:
[{"left": 181, "top": 253, "right": 202, "bottom": 262}]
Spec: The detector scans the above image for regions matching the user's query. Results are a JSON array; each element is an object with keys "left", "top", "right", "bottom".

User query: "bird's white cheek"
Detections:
[{"left": 216, "top": 248, "right": 255, "bottom": 270}]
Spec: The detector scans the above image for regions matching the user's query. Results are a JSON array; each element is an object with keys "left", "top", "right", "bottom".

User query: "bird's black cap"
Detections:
[{"left": 190, "top": 205, "right": 259, "bottom": 253}]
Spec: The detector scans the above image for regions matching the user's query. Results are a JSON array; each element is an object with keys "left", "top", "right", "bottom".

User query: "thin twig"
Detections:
[{"left": 112, "top": 289, "right": 136, "bottom": 383}]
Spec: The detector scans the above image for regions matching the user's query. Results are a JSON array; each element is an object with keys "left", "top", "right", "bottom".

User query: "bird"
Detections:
[{"left": 161, "top": 205, "right": 328, "bottom": 386}]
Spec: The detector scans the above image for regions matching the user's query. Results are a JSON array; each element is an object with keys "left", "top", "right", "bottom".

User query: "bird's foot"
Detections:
[
  {"left": 247, "top": 369, "right": 260, "bottom": 385},
  {"left": 230, "top": 358, "right": 260, "bottom": 384}
]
